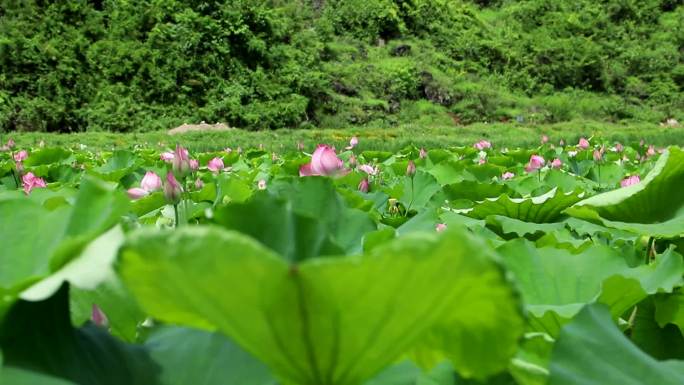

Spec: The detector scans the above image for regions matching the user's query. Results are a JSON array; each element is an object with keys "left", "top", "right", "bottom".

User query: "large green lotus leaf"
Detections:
[
  {"left": 426, "top": 161, "right": 467, "bottom": 185},
  {"left": 363, "top": 361, "right": 455, "bottom": 385},
  {"left": 70, "top": 279, "right": 146, "bottom": 343},
  {"left": 119, "top": 226, "right": 521, "bottom": 385},
  {"left": 400, "top": 171, "right": 441, "bottom": 210},
  {"left": 548, "top": 303, "right": 684, "bottom": 385},
  {"left": 456, "top": 188, "right": 585, "bottom": 223},
  {"left": 89, "top": 150, "right": 139, "bottom": 182},
  {"left": 630, "top": 297, "right": 684, "bottom": 360},
  {"left": 215, "top": 178, "right": 376, "bottom": 261},
  {"left": 0, "top": 178, "right": 128, "bottom": 318},
  {"left": 508, "top": 333, "right": 554, "bottom": 385},
  {"left": 0, "top": 285, "right": 161, "bottom": 385},
  {"left": 19, "top": 226, "right": 124, "bottom": 301},
  {"left": 565, "top": 147, "right": 684, "bottom": 237},
  {"left": 0, "top": 367, "right": 78, "bottom": 385},
  {"left": 485, "top": 215, "right": 565, "bottom": 238},
  {"left": 655, "top": 291, "right": 684, "bottom": 332},
  {"left": 497, "top": 240, "right": 684, "bottom": 336},
  {"left": 441, "top": 181, "right": 512, "bottom": 202},
  {"left": 22, "top": 147, "right": 73, "bottom": 167},
  {"left": 145, "top": 326, "right": 276, "bottom": 385}
]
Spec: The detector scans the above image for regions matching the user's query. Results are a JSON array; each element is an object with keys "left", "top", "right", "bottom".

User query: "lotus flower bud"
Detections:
[
  {"left": 160, "top": 152, "right": 175, "bottom": 162},
  {"left": 578, "top": 137, "right": 590, "bottom": 149},
  {"left": 349, "top": 154, "right": 357, "bottom": 168},
  {"left": 13, "top": 150, "right": 28, "bottom": 162},
  {"left": 550, "top": 158, "right": 562, "bottom": 168},
  {"left": 406, "top": 160, "right": 416, "bottom": 177},
  {"left": 358, "top": 178, "right": 369, "bottom": 193},
  {"left": 311, "top": 145, "right": 344, "bottom": 176},
  {"left": 436, "top": 223, "right": 447, "bottom": 232},
  {"left": 127, "top": 187, "right": 149, "bottom": 200},
  {"left": 207, "top": 157, "right": 224, "bottom": 173},
  {"left": 501, "top": 171, "right": 515, "bottom": 180},
  {"left": 140, "top": 171, "right": 162, "bottom": 192},
  {"left": 195, "top": 178, "right": 204, "bottom": 189},
  {"left": 474, "top": 140, "right": 492, "bottom": 150},
  {"left": 91, "top": 304, "right": 109, "bottom": 328},
  {"left": 346, "top": 136, "right": 359, "bottom": 150},
  {"left": 419, "top": 148, "right": 427, "bottom": 159},
  {"left": 620, "top": 175, "right": 640, "bottom": 187},
  {"left": 164, "top": 172, "right": 183, "bottom": 204},
  {"left": 525, "top": 155, "right": 545, "bottom": 173},
  {"left": 541, "top": 135, "right": 549, "bottom": 144},
  {"left": 172, "top": 144, "right": 191, "bottom": 177}
]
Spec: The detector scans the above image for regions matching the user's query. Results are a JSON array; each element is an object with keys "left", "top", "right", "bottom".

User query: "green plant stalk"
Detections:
[
  {"left": 405, "top": 176, "right": 415, "bottom": 217},
  {"left": 173, "top": 203, "right": 179, "bottom": 228},
  {"left": 10, "top": 168, "right": 20, "bottom": 189}
]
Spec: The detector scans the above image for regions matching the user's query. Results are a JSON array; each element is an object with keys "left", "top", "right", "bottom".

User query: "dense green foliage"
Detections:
[{"left": 0, "top": 0, "right": 682, "bottom": 132}]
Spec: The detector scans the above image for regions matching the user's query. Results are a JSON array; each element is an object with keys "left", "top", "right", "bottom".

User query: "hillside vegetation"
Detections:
[{"left": 0, "top": 0, "right": 682, "bottom": 132}]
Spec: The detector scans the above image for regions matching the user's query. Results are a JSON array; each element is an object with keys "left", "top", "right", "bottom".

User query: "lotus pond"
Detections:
[{"left": 1, "top": 136, "right": 683, "bottom": 385}]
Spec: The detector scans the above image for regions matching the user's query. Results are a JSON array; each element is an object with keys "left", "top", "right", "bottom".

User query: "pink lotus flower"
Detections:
[
  {"left": 7, "top": 138, "right": 15, "bottom": 149},
  {"left": 501, "top": 172, "right": 515, "bottom": 180},
  {"left": 189, "top": 159, "right": 199, "bottom": 171},
  {"left": 258, "top": 179, "right": 267, "bottom": 190},
  {"left": 299, "top": 163, "right": 315, "bottom": 177},
  {"left": 300, "top": 145, "right": 345, "bottom": 177},
  {"left": 127, "top": 187, "right": 149, "bottom": 199},
  {"left": 593, "top": 146, "right": 605, "bottom": 162},
  {"left": 172, "top": 145, "right": 191, "bottom": 176},
  {"left": 478, "top": 158, "right": 486, "bottom": 165},
  {"left": 541, "top": 135, "right": 549, "bottom": 144},
  {"left": 474, "top": 140, "right": 492, "bottom": 150},
  {"left": 164, "top": 172, "right": 183, "bottom": 204},
  {"left": 550, "top": 158, "right": 562, "bottom": 168},
  {"left": 525, "top": 155, "right": 545, "bottom": 173},
  {"left": 419, "top": 148, "right": 427, "bottom": 159},
  {"left": 436, "top": 223, "right": 447, "bottom": 232},
  {"left": 140, "top": 171, "right": 162, "bottom": 192},
  {"left": 160, "top": 152, "right": 175, "bottom": 162},
  {"left": 358, "top": 178, "right": 369, "bottom": 193},
  {"left": 91, "top": 304, "right": 109, "bottom": 328},
  {"left": 22, "top": 172, "right": 46, "bottom": 195},
  {"left": 349, "top": 154, "right": 358, "bottom": 168},
  {"left": 646, "top": 145, "right": 656, "bottom": 157},
  {"left": 615, "top": 143, "right": 624, "bottom": 153},
  {"left": 358, "top": 164, "right": 377, "bottom": 175},
  {"left": 620, "top": 175, "right": 640, "bottom": 187},
  {"left": 195, "top": 178, "right": 204, "bottom": 189},
  {"left": 345, "top": 136, "right": 359, "bottom": 150},
  {"left": 207, "top": 157, "right": 224, "bottom": 173},
  {"left": 13, "top": 150, "right": 28, "bottom": 162},
  {"left": 406, "top": 160, "right": 416, "bottom": 177},
  {"left": 578, "top": 137, "right": 590, "bottom": 149}
]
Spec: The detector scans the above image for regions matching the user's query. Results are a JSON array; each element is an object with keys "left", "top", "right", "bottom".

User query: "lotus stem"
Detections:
[{"left": 173, "top": 203, "right": 179, "bottom": 228}]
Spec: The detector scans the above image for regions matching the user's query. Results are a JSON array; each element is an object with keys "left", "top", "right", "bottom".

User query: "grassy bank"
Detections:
[{"left": 4, "top": 121, "right": 682, "bottom": 153}]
